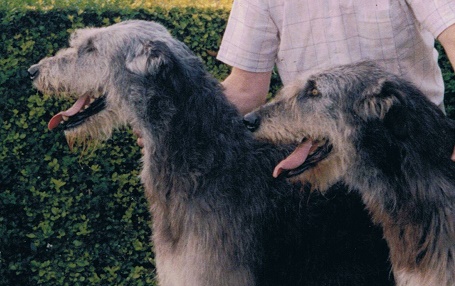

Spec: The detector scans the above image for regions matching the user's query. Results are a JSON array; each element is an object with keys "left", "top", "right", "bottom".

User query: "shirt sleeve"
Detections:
[
  {"left": 406, "top": 0, "right": 455, "bottom": 38},
  {"left": 217, "top": 0, "right": 279, "bottom": 72}
]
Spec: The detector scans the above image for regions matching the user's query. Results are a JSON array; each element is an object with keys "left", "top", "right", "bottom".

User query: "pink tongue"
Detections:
[
  {"left": 48, "top": 95, "right": 90, "bottom": 130},
  {"left": 273, "top": 139, "right": 313, "bottom": 178}
]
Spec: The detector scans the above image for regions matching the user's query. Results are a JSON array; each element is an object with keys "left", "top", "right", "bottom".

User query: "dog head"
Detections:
[
  {"left": 244, "top": 61, "right": 444, "bottom": 190},
  {"left": 28, "top": 20, "right": 192, "bottom": 149}
]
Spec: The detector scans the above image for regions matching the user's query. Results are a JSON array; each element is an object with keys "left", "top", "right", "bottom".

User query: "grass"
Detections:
[{"left": 2, "top": 0, "right": 233, "bottom": 10}]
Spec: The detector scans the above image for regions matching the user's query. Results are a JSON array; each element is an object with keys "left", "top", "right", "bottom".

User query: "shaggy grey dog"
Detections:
[
  {"left": 244, "top": 61, "right": 455, "bottom": 286},
  {"left": 28, "top": 21, "right": 392, "bottom": 285}
]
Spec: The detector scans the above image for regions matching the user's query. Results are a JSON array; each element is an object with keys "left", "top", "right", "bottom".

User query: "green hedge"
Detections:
[{"left": 1, "top": 6, "right": 455, "bottom": 286}]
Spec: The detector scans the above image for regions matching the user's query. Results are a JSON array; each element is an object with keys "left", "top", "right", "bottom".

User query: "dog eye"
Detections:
[
  {"left": 79, "top": 39, "right": 97, "bottom": 55},
  {"left": 84, "top": 43, "right": 97, "bottom": 53},
  {"left": 85, "top": 45, "right": 96, "bottom": 53},
  {"left": 306, "top": 87, "right": 319, "bottom": 97},
  {"left": 310, "top": 88, "right": 319, "bottom": 96},
  {"left": 302, "top": 80, "right": 320, "bottom": 97}
]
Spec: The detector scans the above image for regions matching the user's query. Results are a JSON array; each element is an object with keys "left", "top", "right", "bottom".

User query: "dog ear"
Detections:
[
  {"left": 355, "top": 79, "right": 414, "bottom": 139},
  {"left": 354, "top": 79, "right": 402, "bottom": 121},
  {"left": 126, "top": 40, "right": 173, "bottom": 76}
]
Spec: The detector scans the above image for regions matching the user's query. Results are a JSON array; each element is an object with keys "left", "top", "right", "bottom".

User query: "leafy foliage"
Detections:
[
  {"left": 438, "top": 42, "right": 455, "bottom": 117},
  {"left": 1, "top": 0, "right": 233, "bottom": 10}
]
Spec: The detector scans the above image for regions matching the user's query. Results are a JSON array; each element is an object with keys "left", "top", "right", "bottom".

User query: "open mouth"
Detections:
[
  {"left": 48, "top": 93, "right": 106, "bottom": 131},
  {"left": 273, "top": 138, "right": 332, "bottom": 178}
]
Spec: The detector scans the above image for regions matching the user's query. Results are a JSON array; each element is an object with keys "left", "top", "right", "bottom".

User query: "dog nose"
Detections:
[
  {"left": 28, "top": 64, "right": 40, "bottom": 80},
  {"left": 243, "top": 112, "right": 261, "bottom": 132}
]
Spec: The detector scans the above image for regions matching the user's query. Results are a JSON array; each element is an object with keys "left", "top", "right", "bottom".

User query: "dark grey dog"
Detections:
[
  {"left": 29, "top": 21, "right": 392, "bottom": 285},
  {"left": 244, "top": 61, "right": 455, "bottom": 286}
]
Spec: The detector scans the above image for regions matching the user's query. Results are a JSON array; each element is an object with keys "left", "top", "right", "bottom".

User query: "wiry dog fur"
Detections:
[
  {"left": 245, "top": 61, "right": 455, "bottom": 286},
  {"left": 29, "top": 22, "right": 393, "bottom": 285}
]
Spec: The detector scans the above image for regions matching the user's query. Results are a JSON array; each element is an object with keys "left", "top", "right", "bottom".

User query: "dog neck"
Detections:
[
  {"left": 133, "top": 65, "right": 282, "bottom": 200},
  {"left": 349, "top": 157, "right": 455, "bottom": 286}
]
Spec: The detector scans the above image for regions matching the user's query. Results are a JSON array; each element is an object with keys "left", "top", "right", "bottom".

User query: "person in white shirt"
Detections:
[{"left": 218, "top": 0, "right": 455, "bottom": 116}]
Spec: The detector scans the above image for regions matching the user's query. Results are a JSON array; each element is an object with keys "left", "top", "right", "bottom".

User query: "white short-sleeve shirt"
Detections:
[{"left": 217, "top": 0, "right": 455, "bottom": 106}]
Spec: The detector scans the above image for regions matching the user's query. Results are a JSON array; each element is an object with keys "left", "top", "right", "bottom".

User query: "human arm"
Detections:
[
  {"left": 215, "top": 0, "right": 277, "bottom": 115},
  {"left": 221, "top": 68, "right": 272, "bottom": 115},
  {"left": 437, "top": 23, "right": 455, "bottom": 161},
  {"left": 438, "top": 23, "right": 455, "bottom": 69}
]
